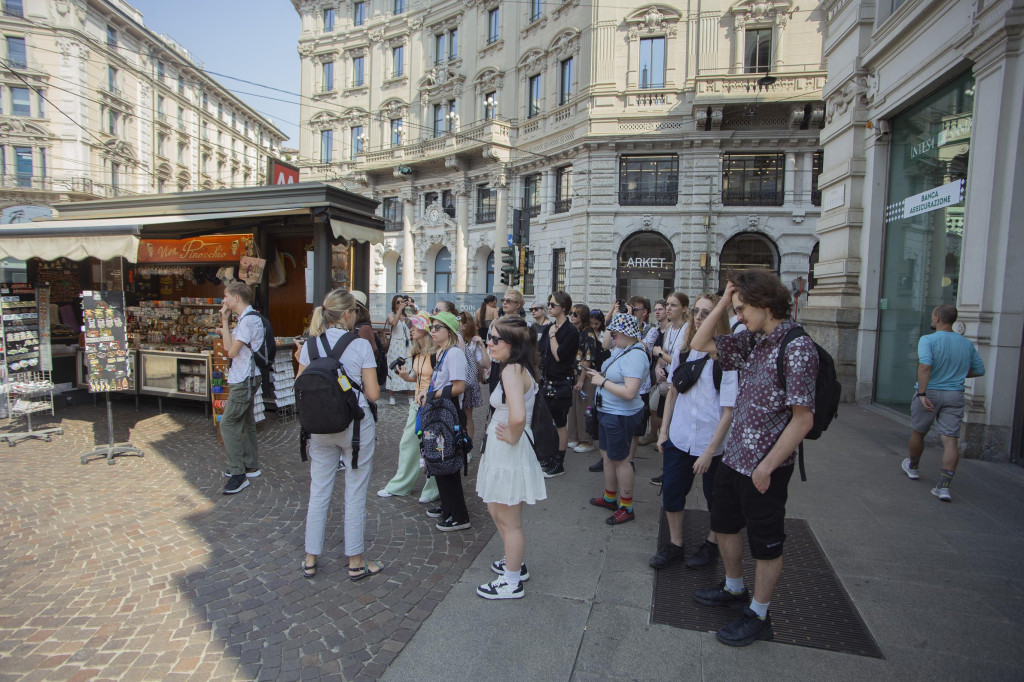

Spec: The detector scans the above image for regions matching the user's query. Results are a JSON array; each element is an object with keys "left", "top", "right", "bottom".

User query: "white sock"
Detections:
[
  {"left": 725, "top": 576, "right": 745, "bottom": 594},
  {"left": 749, "top": 598, "right": 770, "bottom": 619},
  {"left": 504, "top": 569, "right": 521, "bottom": 588}
]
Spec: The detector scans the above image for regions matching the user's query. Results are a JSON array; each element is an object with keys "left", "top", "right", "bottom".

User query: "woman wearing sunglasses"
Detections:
[
  {"left": 566, "top": 305, "right": 598, "bottom": 454},
  {"left": 651, "top": 293, "right": 737, "bottom": 569},
  {"left": 584, "top": 314, "right": 650, "bottom": 525},
  {"left": 425, "top": 311, "right": 472, "bottom": 532},
  {"left": 475, "top": 316, "right": 546, "bottom": 599}
]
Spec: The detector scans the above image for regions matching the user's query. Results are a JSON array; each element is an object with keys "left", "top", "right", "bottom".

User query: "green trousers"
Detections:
[
  {"left": 222, "top": 377, "right": 259, "bottom": 475},
  {"left": 384, "top": 402, "right": 439, "bottom": 500}
]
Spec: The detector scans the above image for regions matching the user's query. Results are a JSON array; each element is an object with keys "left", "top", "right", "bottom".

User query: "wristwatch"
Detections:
[{"left": 917, "top": 392, "right": 927, "bottom": 397}]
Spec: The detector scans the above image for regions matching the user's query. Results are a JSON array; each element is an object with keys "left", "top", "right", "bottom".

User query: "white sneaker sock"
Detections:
[
  {"left": 504, "top": 569, "right": 521, "bottom": 588},
  {"left": 725, "top": 576, "right": 745, "bottom": 593},
  {"left": 749, "top": 598, "right": 770, "bottom": 619}
]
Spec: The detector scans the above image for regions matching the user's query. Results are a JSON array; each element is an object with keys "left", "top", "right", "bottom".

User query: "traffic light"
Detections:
[{"left": 500, "top": 246, "right": 518, "bottom": 287}]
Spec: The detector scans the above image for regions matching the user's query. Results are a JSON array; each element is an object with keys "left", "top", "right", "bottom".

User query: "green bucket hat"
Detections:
[{"left": 429, "top": 311, "right": 460, "bottom": 335}]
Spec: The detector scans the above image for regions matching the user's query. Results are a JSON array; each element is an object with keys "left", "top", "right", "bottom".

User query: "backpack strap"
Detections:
[
  {"left": 731, "top": 320, "right": 743, "bottom": 333},
  {"left": 323, "top": 331, "right": 366, "bottom": 468},
  {"left": 775, "top": 326, "right": 808, "bottom": 392},
  {"left": 713, "top": 358, "right": 723, "bottom": 393}
]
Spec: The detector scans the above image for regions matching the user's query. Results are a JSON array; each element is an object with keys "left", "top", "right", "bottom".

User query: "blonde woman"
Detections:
[
  {"left": 295, "top": 289, "right": 383, "bottom": 581},
  {"left": 378, "top": 314, "right": 440, "bottom": 504},
  {"left": 652, "top": 293, "right": 737, "bottom": 570}
]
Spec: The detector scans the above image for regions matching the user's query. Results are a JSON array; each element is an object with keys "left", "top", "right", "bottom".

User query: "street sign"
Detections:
[{"left": 507, "top": 233, "right": 514, "bottom": 247}]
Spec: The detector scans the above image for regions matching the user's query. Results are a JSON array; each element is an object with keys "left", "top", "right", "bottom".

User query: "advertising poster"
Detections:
[{"left": 81, "top": 291, "right": 130, "bottom": 393}]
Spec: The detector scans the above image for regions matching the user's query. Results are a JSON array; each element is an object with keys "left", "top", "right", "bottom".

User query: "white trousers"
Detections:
[{"left": 304, "top": 417, "right": 376, "bottom": 557}]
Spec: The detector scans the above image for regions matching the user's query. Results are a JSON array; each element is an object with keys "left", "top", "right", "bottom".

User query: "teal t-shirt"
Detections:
[
  {"left": 596, "top": 343, "right": 650, "bottom": 416},
  {"left": 917, "top": 331, "right": 985, "bottom": 392}
]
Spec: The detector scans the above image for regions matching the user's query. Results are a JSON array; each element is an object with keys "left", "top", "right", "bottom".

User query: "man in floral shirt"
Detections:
[{"left": 688, "top": 270, "right": 817, "bottom": 647}]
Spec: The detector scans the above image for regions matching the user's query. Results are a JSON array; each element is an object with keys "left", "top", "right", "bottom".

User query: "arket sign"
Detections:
[{"left": 621, "top": 257, "right": 669, "bottom": 270}]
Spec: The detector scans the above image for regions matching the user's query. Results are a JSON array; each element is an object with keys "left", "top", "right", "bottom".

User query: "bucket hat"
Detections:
[
  {"left": 429, "top": 311, "right": 460, "bottom": 335},
  {"left": 407, "top": 313, "right": 430, "bottom": 331},
  {"left": 606, "top": 313, "right": 642, "bottom": 340}
]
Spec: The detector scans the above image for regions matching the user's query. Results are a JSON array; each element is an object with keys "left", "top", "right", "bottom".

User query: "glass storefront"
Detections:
[
  {"left": 875, "top": 72, "right": 974, "bottom": 412},
  {"left": 616, "top": 231, "right": 675, "bottom": 302}
]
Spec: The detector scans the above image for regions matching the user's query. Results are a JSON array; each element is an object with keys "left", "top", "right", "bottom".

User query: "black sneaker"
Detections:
[
  {"left": 685, "top": 541, "right": 720, "bottom": 569},
  {"left": 223, "top": 474, "right": 249, "bottom": 495},
  {"left": 649, "top": 542, "right": 685, "bottom": 569},
  {"left": 693, "top": 580, "right": 749, "bottom": 607},
  {"left": 491, "top": 558, "right": 530, "bottom": 581},
  {"left": 426, "top": 506, "right": 444, "bottom": 519},
  {"left": 650, "top": 474, "right": 663, "bottom": 485},
  {"left": 543, "top": 461, "right": 565, "bottom": 478},
  {"left": 222, "top": 467, "right": 262, "bottom": 478},
  {"left": 588, "top": 459, "right": 604, "bottom": 472},
  {"left": 436, "top": 517, "right": 471, "bottom": 532},
  {"left": 716, "top": 608, "right": 773, "bottom": 647}
]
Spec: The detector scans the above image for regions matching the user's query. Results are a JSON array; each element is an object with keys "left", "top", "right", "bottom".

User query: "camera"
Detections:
[
  {"left": 616, "top": 300, "right": 628, "bottom": 314},
  {"left": 388, "top": 357, "right": 406, "bottom": 371},
  {"left": 595, "top": 392, "right": 603, "bottom": 408}
]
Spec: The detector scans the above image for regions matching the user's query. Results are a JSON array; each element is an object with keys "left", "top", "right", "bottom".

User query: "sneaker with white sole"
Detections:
[
  {"left": 377, "top": 489, "right": 401, "bottom": 498},
  {"left": 573, "top": 443, "right": 595, "bottom": 453},
  {"left": 222, "top": 467, "right": 261, "bottom": 478},
  {"left": 477, "top": 577, "right": 524, "bottom": 600},
  {"left": 418, "top": 495, "right": 439, "bottom": 504},
  {"left": 436, "top": 517, "right": 471, "bottom": 532},
  {"left": 901, "top": 458, "right": 920, "bottom": 480},
  {"left": 426, "top": 506, "right": 444, "bottom": 518},
  {"left": 338, "top": 459, "right": 346, "bottom": 471},
  {"left": 491, "top": 558, "right": 530, "bottom": 581},
  {"left": 931, "top": 486, "right": 952, "bottom": 502},
  {"left": 223, "top": 474, "right": 249, "bottom": 495},
  {"left": 567, "top": 441, "right": 578, "bottom": 449}
]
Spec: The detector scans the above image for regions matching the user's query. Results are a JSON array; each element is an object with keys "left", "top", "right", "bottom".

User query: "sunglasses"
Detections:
[
  {"left": 631, "top": 306, "right": 642, "bottom": 314},
  {"left": 569, "top": 311, "right": 579, "bottom": 318},
  {"left": 501, "top": 298, "right": 516, "bottom": 304},
  {"left": 692, "top": 307, "right": 713, "bottom": 320},
  {"left": 487, "top": 334, "right": 506, "bottom": 345},
  {"left": 530, "top": 307, "right": 543, "bottom": 312},
  {"left": 429, "top": 324, "right": 446, "bottom": 332},
  {"left": 547, "top": 302, "right": 559, "bottom": 308}
]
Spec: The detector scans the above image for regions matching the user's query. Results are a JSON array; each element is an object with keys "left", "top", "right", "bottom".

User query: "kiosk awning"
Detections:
[{"left": 330, "top": 218, "right": 385, "bottom": 245}]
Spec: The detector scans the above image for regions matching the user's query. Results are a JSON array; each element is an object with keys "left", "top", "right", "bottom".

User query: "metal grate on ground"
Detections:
[{"left": 651, "top": 510, "right": 884, "bottom": 658}]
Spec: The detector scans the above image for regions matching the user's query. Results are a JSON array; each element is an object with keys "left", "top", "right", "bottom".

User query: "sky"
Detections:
[{"left": 130, "top": 0, "right": 301, "bottom": 146}]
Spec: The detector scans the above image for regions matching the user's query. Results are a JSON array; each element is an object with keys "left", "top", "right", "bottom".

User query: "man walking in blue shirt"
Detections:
[{"left": 903, "top": 304, "right": 985, "bottom": 502}]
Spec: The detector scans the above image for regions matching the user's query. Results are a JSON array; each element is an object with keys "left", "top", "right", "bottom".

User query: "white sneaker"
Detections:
[
  {"left": 477, "top": 577, "right": 524, "bottom": 600},
  {"left": 418, "top": 495, "right": 439, "bottom": 504},
  {"left": 490, "top": 558, "right": 530, "bottom": 581},
  {"left": 574, "top": 443, "right": 595, "bottom": 453},
  {"left": 901, "top": 458, "right": 920, "bottom": 480},
  {"left": 389, "top": 396, "right": 396, "bottom": 405},
  {"left": 931, "top": 486, "right": 952, "bottom": 502},
  {"left": 377, "top": 489, "right": 398, "bottom": 498},
  {"left": 338, "top": 459, "right": 346, "bottom": 471},
  {"left": 567, "top": 441, "right": 578, "bottom": 449}
]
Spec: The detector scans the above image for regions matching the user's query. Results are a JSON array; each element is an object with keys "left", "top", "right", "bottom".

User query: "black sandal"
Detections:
[
  {"left": 348, "top": 559, "right": 384, "bottom": 582},
  {"left": 302, "top": 559, "right": 318, "bottom": 579}
]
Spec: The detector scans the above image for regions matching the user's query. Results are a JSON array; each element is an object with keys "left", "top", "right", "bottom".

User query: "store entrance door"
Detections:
[{"left": 616, "top": 231, "right": 675, "bottom": 302}]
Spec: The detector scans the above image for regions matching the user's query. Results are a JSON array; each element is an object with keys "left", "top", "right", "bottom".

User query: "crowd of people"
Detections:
[{"left": 219, "top": 268, "right": 979, "bottom": 647}]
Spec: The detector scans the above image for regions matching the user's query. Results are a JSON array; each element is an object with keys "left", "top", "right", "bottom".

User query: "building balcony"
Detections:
[
  {"left": 357, "top": 119, "right": 513, "bottom": 171},
  {"left": 554, "top": 198, "right": 572, "bottom": 213},
  {"left": 524, "top": 204, "right": 540, "bottom": 218},
  {"left": 0, "top": 175, "right": 105, "bottom": 198},
  {"left": 384, "top": 219, "right": 402, "bottom": 232},
  {"left": 694, "top": 69, "right": 826, "bottom": 106},
  {"left": 476, "top": 210, "right": 496, "bottom": 224}
]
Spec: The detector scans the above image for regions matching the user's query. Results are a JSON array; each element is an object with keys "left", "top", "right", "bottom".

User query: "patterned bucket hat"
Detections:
[
  {"left": 607, "top": 313, "right": 642, "bottom": 339},
  {"left": 407, "top": 313, "right": 430, "bottom": 331}
]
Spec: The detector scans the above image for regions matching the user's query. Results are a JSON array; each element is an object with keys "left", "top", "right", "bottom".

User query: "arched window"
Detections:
[
  {"left": 485, "top": 251, "right": 494, "bottom": 292},
  {"left": 718, "top": 232, "right": 779, "bottom": 292},
  {"left": 396, "top": 255, "right": 403, "bottom": 293},
  {"left": 615, "top": 231, "right": 675, "bottom": 301},
  {"left": 434, "top": 247, "right": 451, "bottom": 294}
]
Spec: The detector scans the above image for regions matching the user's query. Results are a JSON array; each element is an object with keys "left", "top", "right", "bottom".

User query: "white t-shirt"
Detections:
[
  {"left": 667, "top": 349, "right": 738, "bottom": 456},
  {"left": 298, "top": 328, "right": 377, "bottom": 410},
  {"left": 227, "top": 306, "right": 264, "bottom": 384},
  {"left": 429, "top": 344, "right": 467, "bottom": 390}
]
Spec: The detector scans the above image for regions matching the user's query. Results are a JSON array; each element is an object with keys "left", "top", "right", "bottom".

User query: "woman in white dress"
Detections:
[
  {"left": 475, "top": 316, "right": 547, "bottom": 600},
  {"left": 385, "top": 295, "right": 416, "bottom": 397}
]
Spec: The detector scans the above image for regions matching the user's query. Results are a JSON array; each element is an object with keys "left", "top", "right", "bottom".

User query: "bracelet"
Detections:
[
  {"left": 601, "top": 378, "right": 608, "bottom": 388},
  {"left": 917, "top": 392, "right": 927, "bottom": 397}
]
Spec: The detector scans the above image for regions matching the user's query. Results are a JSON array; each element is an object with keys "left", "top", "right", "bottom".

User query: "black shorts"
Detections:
[
  {"left": 709, "top": 463, "right": 794, "bottom": 560},
  {"left": 546, "top": 396, "right": 571, "bottom": 428},
  {"left": 661, "top": 440, "right": 720, "bottom": 513}
]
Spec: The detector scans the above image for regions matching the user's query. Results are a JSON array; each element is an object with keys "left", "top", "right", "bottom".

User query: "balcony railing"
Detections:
[
  {"left": 525, "top": 204, "right": 540, "bottom": 218},
  {"left": 554, "top": 198, "right": 572, "bottom": 213},
  {"left": 1, "top": 174, "right": 47, "bottom": 190},
  {"left": 384, "top": 219, "right": 403, "bottom": 232},
  {"left": 721, "top": 189, "right": 784, "bottom": 207},
  {"left": 618, "top": 191, "right": 677, "bottom": 206},
  {"left": 476, "top": 209, "right": 496, "bottom": 224}
]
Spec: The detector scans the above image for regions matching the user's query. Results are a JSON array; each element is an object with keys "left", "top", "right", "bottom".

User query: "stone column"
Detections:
[
  {"left": 731, "top": 16, "right": 746, "bottom": 74},
  {"left": 784, "top": 152, "right": 796, "bottom": 205},
  {"left": 454, "top": 182, "right": 470, "bottom": 292},
  {"left": 543, "top": 168, "right": 555, "bottom": 214},
  {"left": 400, "top": 191, "right": 416, "bottom": 292}
]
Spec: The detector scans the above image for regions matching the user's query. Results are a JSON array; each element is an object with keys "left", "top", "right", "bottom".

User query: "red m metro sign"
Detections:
[{"left": 267, "top": 158, "right": 299, "bottom": 185}]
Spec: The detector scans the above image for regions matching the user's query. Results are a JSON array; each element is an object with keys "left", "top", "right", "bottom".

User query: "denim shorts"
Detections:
[{"left": 597, "top": 409, "right": 644, "bottom": 461}]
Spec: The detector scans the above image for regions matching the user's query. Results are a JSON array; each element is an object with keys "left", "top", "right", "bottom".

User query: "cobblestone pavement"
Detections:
[{"left": 0, "top": 395, "right": 494, "bottom": 681}]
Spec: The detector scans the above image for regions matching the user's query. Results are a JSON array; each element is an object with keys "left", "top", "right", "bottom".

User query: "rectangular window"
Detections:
[
  {"left": 320, "top": 130, "right": 333, "bottom": 163},
  {"left": 177, "top": 105, "right": 185, "bottom": 131},
  {"left": 484, "top": 91, "right": 497, "bottom": 120},
  {"left": 391, "top": 118, "right": 403, "bottom": 146},
  {"left": 4, "top": 1, "right": 24, "bottom": 19},
  {"left": 352, "top": 56, "right": 364, "bottom": 86},
  {"left": 433, "top": 103, "right": 445, "bottom": 137},
  {"left": 217, "top": 102, "right": 223, "bottom": 119},
  {"left": 350, "top": 125, "right": 364, "bottom": 159},
  {"left": 200, "top": 120, "right": 207, "bottom": 141},
  {"left": 449, "top": 28, "right": 458, "bottom": 59},
  {"left": 442, "top": 189, "right": 455, "bottom": 219},
  {"left": 177, "top": 75, "right": 185, "bottom": 94},
  {"left": 201, "top": 91, "right": 208, "bottom": 110},
  {"left": 435, "top": 34, "right": 445, "bottom": 65},
  {"left": 231, "top": 112, "right": 236, "bottom": 128},
  {"left": 177, "top": 142, "right": 185, "bottom": 164},
  {"left": 744, "top": 28, "right": 772, "bottom": 74},
  {"left": 157, "top": 94, "right": 165, "bottom": 120},
  {"left": 552, "top": 248, "right": 566, "bottom": 293},
  {"left": 446, "top": 98, "right": 457, "bottom": 132},
  {"left": 36, "top": 88, "right": 43, "bottom": 116},
  {"left": 528, "top": 74, "right": 541, "bottom": 119},
  {"left": 14, "top": 146, "right": 31, "bottom": 186},
  {"left": 107, "top": 109, "right": 118, "bottom": 136},
  {"left": 476, "top": 184, "right": 496, "bottom": 223},
  {"left": 392, "top": 46, "right": 403, "bottom": 77},
  {"left": 157, "top": 60, "right": 165, "bottom": 79},
  {"left": 202, "top": 153, "right": 209, "bottom": 174},
  {"left": 11, "top": 86, "right": 30, "bottom": 116},
  {"left": 111, "top": 162, "right": 120, "bottom": 192},
  {"left": 107, "top": 65, "right": 118, "bottom": 93},
  {"left": 382, "top": 197, "right": 403, "bottom": 230},
  {"left": 530, "top": 0, "right": 542, "bottom": 22},
  {"left": 811, "top": 150, "right": 823, "bottom": 206},
  {"left": 394, "top": 0, "right": 405, "bottom": 14},
  {"left": 323, "top": 8, "right": 335, "bottom": 31},
  {"left": 354, "top": 2, "right": 365, "bottom": 26},
  {"left": 639, "top": 37, "right": 665, "bottom": 89},
  {"left": 523, "top": 174, "right": 541, "bottom": 217},
  {"left": 555, "top": 165, "right": 572, "bottom": 212},
  {"left": 39, "top": 146, "right": 45, "bottom": 178},
  {"left": 322, "top": 61, "right": 334, "bottom": 91},
  {"left": 106, "top": 26, "right": 118, "bottom": 48},
  {"left": 6, "top": 36, "right": 27, "bottom": 69},
  {"left": 721, "top": 153, "right": 785, "bottom": 206},
  {"left": 559, "top": 57, "right": 573, "bottom": 105},
  {"left": 423, "top": 192, "right": 439, "bottom": 212},
  {"left": 157, "top": 132, "right": 167, "bottom": 157},
  {"left": 618, "top": 154, "right": 679, "bottom": 206},
  {"left": 488, "top": 8, "right": 500, "bottom": 43}
]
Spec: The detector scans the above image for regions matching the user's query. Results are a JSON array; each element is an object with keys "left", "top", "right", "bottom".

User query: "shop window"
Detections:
[
  {"left": 616, "top": 232, "right": 675, "bottom": 302},
  {"left": 722, "top": 153, "right": 784, "bottom": 206},
  {"left": 552, "top": 248, "right": 566, "bottom": 292},
  {"left": 618, "top": 155, "right": 678, "bottom": 206},
  {"left": 718, "top": 232, "right": 778, "bottom": 292},
  {"left": 523, "top": 174, "right": 541, "bottom": 217},
  {"left": 639, "top": 37, "right": 665, "bottom": 89},
  {"left": 811, "top": 150, "right": 823, "bottom": 206},
  {"left": 527, "top": 74, "right": 541, "bottom": 119},
  {"left": 744, "top": 28, "right": 771, "bottom": 74},
  {"left": 485, "top": 251, "right": 494, "bottom": 292},
  {"left": 555, "top": 166, "right": 572, "bottom": 212},
  {"left": 434, "top": 247, "right": 452, "bottom": 294},
  {"left": 477, "top": 184, "right": 496, "bottom": 223}
]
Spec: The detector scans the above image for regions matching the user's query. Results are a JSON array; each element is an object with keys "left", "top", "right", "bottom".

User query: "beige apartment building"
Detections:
[
  {"left": 293, "top": 0, "right": 826, "bottom": 305},
  {"left": 0, "top": 0, "right": 286, "bottom": 223}
]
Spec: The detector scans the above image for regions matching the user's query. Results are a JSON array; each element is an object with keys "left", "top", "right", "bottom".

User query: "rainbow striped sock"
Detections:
[
  {"left": 620, "top": 495, "right": 633, "bottom": 513},
  {"left": 604, "top": 490, "right": 617, "bottom": 505}
]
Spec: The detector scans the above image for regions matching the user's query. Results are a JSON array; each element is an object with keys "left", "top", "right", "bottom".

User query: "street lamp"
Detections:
[
  {"left": 485, "top": 95, "right": 498, "bottom": 120},
  {"left": 445, "top": 110, "right": 459, "bottom": 132}
]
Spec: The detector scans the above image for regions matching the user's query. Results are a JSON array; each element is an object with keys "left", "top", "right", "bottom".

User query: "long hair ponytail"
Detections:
[{"left": 309, "top": 289, "right": 357, "bottom": 337}]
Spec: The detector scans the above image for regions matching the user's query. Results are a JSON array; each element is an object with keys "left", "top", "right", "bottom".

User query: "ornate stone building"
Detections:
[
  {"left": 0, "top": 0, "right": 286, "bottom": 223},
  {"left": 293, "top": 0, "right": 825, "bottom": 306}
]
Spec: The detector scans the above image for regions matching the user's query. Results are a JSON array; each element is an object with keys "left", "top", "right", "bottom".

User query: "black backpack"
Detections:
[
  {"left": 498, "top": 371, "right": 559, "bottom": 464},
  {"left": 671, "top": 354, "right": 723, "bottom": 394},
  {"left": 776, "top": 326, "right": 842, "bottom": 481},
  {"left": 420, "top": 385, "right": 470, "bottom": 477},
  {"left": 295, "top": 332, "right": 367, "bottom": 468},
  {"left": 355, "top": 322, "right": 388, "bottom": 386},
  {"left": 241, "top": 310, "right": 277, "bottom": 396}
]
